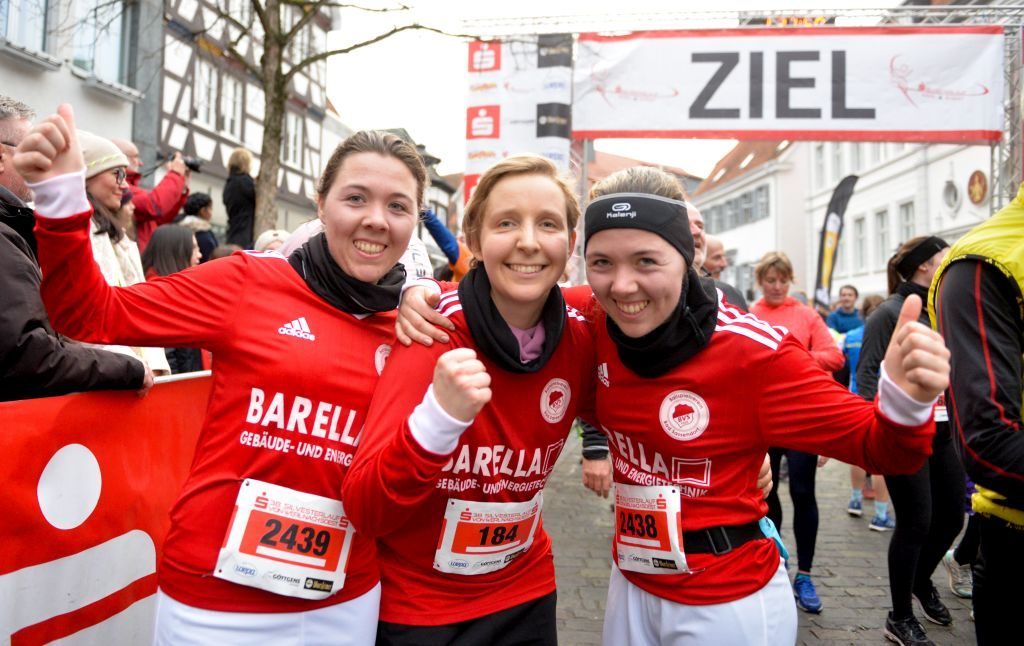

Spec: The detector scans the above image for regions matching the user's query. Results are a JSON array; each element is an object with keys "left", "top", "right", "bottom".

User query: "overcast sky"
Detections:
[{"left": 327, "top": 1, "right": 902, "bottom": 178}]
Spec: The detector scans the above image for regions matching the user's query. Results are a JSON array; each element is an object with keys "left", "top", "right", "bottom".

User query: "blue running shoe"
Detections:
[
  {"left": 848, "top": 497, "right": 863, "bottom": 517},
  {"left": 870, "top": 514, "right": 896, "bottom": 531},
  {"left": 793, "top": 573, "right": 823, "bottom": 613}
]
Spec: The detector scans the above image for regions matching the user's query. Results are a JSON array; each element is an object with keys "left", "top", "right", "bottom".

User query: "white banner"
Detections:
[
  {"left": 573, "top": 27, "right": 1004, "bottom": 143},
  {"left": 464, "top": 36, "right": 573, "bottom": 203}
]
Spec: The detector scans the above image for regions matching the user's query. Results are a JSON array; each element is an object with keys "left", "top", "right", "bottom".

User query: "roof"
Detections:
[
  {"left": 693, "top": 140, "right": 791, "bottom": 196},
  {"left": 588, "top": 150, "right": 702, "bottom": 188}
]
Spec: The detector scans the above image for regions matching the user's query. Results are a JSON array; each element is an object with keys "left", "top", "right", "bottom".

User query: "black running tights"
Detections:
[
  {"left": 884, "top": 423, "right": 965, "bottom": 620},
  {"left": 766, "top": 447, "right": 818, "bottom": 572}
]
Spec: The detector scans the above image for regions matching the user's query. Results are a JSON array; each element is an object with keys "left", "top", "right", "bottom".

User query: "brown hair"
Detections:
[
  {"left": 886, "top": 235, "right": 930, "bottom": 295},
  {"left": 754, "top": 251, "right": 794, "bottom": 285},
  {"left": 316, "top": 130, "right": 426, "bottom": 210},
  {"left": 462, "top": 154, "right": 580, "bottom": 253},
  {"left": 861, "top": 294, "right": 885, "bottom": 319},
  {"left": 589, "top": 166, "right": 687, "bottom": 202},
  {"left": 227, "top": 147, "right": 252, "bottom": 175}
]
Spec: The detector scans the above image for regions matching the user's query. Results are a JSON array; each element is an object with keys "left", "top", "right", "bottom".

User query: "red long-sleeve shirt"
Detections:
[
  {"left": 34, "top": 209, "right": 391, "bottom": 613},
  {"left": 750, "top": 296, "right": 844, "bottom": 372},
  {"left": 593, "top": 297, "right": 934, "bottom": 605},
  {"left": 344, "top": 289, "right": 596, "bottom": 625},
  {"left": 128, "top": 170, "right": 189, "bottom": 252}
]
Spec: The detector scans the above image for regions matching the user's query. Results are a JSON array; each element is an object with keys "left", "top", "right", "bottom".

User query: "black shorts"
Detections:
[{"left": 376, "top": 590, "right": 558, "bottom": 646}]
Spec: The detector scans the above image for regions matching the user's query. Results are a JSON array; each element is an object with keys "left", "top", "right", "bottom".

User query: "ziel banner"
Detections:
[
  {"left": 0, "top": 375, "right": 210, "bottom": 644},
  {"left": 465, "top": 35, "right": 574, "bottom": 203},
  {"left": 573, "top": 27, "right": 1004, "bottom": 143}
]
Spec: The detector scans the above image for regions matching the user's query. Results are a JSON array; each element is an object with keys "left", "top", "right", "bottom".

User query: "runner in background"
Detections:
[
  {"left": 858, "top": 235, "right": 964, "bottom": 646},
  {"left": 16, "top": 105, "right": 427, "bottom": 644},
  {"left": 344, "top": 155, "right": 595, "bottom": 645}
]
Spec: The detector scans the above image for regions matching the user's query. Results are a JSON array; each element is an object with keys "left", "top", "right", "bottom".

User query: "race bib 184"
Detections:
[{"left": 434, "top": 492, "right": 542, "bottom": 575}]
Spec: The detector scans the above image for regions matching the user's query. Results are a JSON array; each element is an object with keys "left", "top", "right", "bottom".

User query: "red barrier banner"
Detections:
[{"left": 0, "top": 374, "right": 211, "bottom": 645}]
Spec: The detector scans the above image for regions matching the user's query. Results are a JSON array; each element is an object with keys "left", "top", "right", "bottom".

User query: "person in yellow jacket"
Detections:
[{"left": 929, "top": 183, "right": 1024, "bottom": 645}]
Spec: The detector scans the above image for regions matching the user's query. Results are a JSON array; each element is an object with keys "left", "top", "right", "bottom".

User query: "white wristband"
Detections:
[
  {"left": 409, "top": 384, "right": 472, "bottom": 455},
  {"left": 27, "top": 170, "right": 90, "bottom": 219},
  {"left": 877, "top": 363, "right": 936, "bottom": 427}
]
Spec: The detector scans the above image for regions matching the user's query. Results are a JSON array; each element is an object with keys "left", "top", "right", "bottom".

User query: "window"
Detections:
[
  {"left": 850, "top": 143, "right": 862, "bottom": 172},
  {"left": 874, "top": 209, "right": 890, "bottom": 266},
  {"left": 725, "top": 199, "right": 738, "bottom": 230},
  {"left": 282, "top": 112, "right": 303, "bottom": 167},
  {"left": 73, "top": 0, "right": 129, "bottom": 83},
  {"left": 227, "top": 0, "right": 252, "bottom": 26},
  {"left": 194, "top": 59, "right": 218, "bottom": 129},
  {"left": 899, "top": 201, "right": 915, "bottom": 242},
  {"left": 870, "top": 143, "right": 883, "bottom": 165},
  {"left": 853, "top": 216, "right": 866, "bottom": 272},
  {"left": 740, "top": 191, "right": 754, "bottom": 224},
  {"left": 831, "top": 143, "right": 843, "bottom": 183},
  {"left": 814, "top": 143, "right": 825, "bottom": 189},
  {"left": 2, "top": 0, "right": 47, "bottom": 51},
  {"left": 755, "top": 185, "right": 769, "bottom": 221},
  {"left": 221, "top": 75, "right": 243, "bottom": 139}
]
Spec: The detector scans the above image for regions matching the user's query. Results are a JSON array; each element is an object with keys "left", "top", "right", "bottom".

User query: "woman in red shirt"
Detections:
[
  {"left": 749, "top": 251, "right": 844, "bottom": 613},
  {"left": 16, "top": 105, "right": 426, "bottom": 644}
]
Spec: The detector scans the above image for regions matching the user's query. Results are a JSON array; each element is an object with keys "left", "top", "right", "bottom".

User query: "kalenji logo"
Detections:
[
  {"left": 278, "top": 317, "right": 316, "bottom": 341},
  {"left": 540, "top": 379, "right": 571, "bottom": 424},
  {"left": 658, "top": 390, "right": 710, "bottom": 442},
  {"left": 611, "top": 202, "right": 631, "bottom": 212}
]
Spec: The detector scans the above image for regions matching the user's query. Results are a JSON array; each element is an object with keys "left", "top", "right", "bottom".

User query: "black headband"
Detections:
[
  {"left": 895, "top": 235, "right": 949, "bottom": 280},
  {"left": 584, "top": 193, "right": 694, "bottom": 268}
]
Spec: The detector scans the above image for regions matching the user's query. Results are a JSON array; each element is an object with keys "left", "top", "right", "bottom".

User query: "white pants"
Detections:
[
  {"left": 153, "top": 584, "right": 380, "bottom": 646},
  {"left": 602, "top": 560, "right": 797, "bottom": 646}
]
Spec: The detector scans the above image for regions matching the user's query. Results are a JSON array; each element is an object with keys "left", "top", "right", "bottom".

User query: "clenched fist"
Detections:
[{"left": 432, "top": 348, "right": 492, "bottom": 422}]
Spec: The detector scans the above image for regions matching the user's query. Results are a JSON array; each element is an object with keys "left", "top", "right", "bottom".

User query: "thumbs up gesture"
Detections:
[
  {"left": 14, "top": 103, "right": 84, "bottom": 184},
  {"left": 882, "top": 294, "right": 950, "bottom": 403}
]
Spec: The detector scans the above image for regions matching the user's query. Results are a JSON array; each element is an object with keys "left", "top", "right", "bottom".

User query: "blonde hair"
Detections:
[
  {"left": 590, "top": 166, "right": 686, "bottom": 202},
  {"left": 462, "top": 154, "right": 580, "bottom": 252},
  {"left": 754, "top": 251, "right": 794, "bottom": 285},
  {"left": 227, "top": 147, "right": 252, "bottom": 175}
]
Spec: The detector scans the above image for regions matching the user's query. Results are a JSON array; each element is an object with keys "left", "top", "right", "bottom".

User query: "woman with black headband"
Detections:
[
  {"left": 856, "top": 235, "right": 965, "bottom": 646},
  {"left": 581, "top": 167, "right": 947, "bottom": 645}
]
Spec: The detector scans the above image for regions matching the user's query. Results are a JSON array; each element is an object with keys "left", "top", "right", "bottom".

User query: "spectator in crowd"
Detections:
[
  {"left": 930, "top": 186, "right": 1024, "bottom": 645},
  {"left": 421, "top": 207, "right": 472, "bottom": 281},
  {"left": 141, "top": 224, "right": 203, "bottom": 373},
  {"left": 113, "top": 137, "right": 190, "bottom": 252},
  {"left": 81, "top": 130, "right": 171, "bottom": 376},
  {"left": 704, "top": 234, "right": 728, "bottom": 279},
  {"left": 0, "top": 95, "right": 150, "bottom": 400},
  {"left": 209, "top": 243, "right": 242, "bottom": 260},
  {"left": 751, "top": 250, "right": 845, "bottom": 615},
  {"left": 688, "top": 203, "right": 747, "bottom": 310},
  {"left": 178, "top": 192, "right": 218, "bottom": 262},
  {"left": 254, "top": 228, "right": 289, "bottom": 252},
  {"left": 223, "top": 147, "right": 256, "bottom": 248},
  {"left": 842, "top": 294, "right": 894, "bottom": 529},
  {"left": 827, "top": 284, "right": 864, "bottom": 333},
  {"left": 859, "top": 235, "right": 962, "bottom": 645}
]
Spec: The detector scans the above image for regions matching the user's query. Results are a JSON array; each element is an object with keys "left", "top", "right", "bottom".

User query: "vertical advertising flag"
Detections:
[
  {"left": 465, "top": 35, "right": 574, "bottom": 205},
  {"left": 814, "top": 175, "right": 859, "bottom": 310}
]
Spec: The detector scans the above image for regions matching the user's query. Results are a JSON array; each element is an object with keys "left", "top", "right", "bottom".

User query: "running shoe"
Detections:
[
  {"left": 847, "top": 497, "right": 863, "bottom": 517},
  {"left": 884, "top": 613, "right": 935, "bottom": 646},
  {"left": 914, "top": 585, "right": 953, "bottom": 626},
  {"left": 869, "top": 514, "right": 895, "bottom": 531},
  {"left": 793, "top": 574, "right": 823, "bottom": 613},
  {"left": 941, "top": 550, "right": 973, "bottom": 599}
]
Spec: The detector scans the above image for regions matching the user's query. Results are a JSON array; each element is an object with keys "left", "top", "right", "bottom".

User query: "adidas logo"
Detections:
[{"left": 278, "top": 317, "right": 316, "bottom": 341}]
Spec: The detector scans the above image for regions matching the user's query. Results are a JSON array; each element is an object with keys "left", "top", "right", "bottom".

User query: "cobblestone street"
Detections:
[{"left": 544, "top": 438, "right": 975, "bottom": 645}]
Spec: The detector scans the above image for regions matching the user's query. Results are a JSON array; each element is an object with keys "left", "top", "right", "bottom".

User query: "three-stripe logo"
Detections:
[{"left": 278, "top": 317, "right": 316, "bottom": 341}]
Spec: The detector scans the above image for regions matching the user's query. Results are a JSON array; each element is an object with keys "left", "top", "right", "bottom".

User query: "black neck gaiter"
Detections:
[{"left": 288, "top": 232, "right": 405, "bottom": 315}]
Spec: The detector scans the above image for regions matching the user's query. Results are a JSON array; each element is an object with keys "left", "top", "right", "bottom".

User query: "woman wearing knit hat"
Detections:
[
  {"left": 579, "top": 167, "right": 950, "bottom": 645},
  {"left": 79, "top": 129, "right": 170, "bottom": 376},
  {"left": 254, "top": 228, "right": 290, "bottom": 252}
]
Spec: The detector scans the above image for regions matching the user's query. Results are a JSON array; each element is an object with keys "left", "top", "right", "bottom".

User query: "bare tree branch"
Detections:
[{"left": 285, "top": 23, "right": 476, "bottom": 82}]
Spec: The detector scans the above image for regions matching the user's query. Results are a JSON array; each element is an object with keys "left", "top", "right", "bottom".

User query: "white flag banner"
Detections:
[
  {"left": 573, "top": 26, "right": 1004, "bottom": 143},
  {"left": 465, "top": 35, "right": 573, "bottom": 203}
]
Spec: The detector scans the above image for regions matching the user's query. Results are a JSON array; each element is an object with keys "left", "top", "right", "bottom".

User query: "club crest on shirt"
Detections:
[
  {"left": 540, "top": 378, "right": 571, "bottom": 423},
  {"left": 658, "top": 391, "right": 710, "bottom": 441},
  {"left": 374, "top": 344, "right": 392, "bottom": 375}
]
